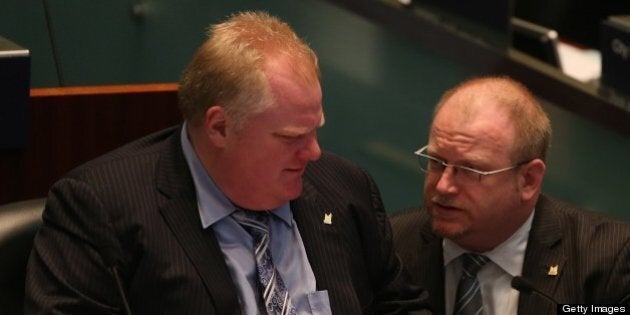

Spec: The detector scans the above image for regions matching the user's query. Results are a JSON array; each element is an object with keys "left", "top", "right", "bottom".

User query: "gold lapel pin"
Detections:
[
  {"left": 547, "top": 265, "right": 558, "bottom": 276},
  {"left": 323, "top": 213, "right": 332, "bottom": 225}
]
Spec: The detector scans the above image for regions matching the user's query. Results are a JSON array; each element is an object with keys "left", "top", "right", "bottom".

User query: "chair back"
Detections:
[{"left": 0, "top": 198, "right": 45, "bottom": 315}]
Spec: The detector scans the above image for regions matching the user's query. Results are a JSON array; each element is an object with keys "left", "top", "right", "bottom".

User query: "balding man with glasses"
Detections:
[{"left": 390, "top": 76, "right": 630, "bottom": 315}]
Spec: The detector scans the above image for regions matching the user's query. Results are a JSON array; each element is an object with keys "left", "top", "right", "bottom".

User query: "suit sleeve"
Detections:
[
  {"left": 24, "top": 177, "right": 125, "bottom": 314},
  {"left": 602, "top": 228, "right": 630, "bottom": 304},
  {"left": 358, "top": 168, "right": 432, "bottom": 314}
]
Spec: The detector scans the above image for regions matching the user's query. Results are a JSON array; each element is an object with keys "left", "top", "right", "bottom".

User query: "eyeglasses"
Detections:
[{"left": 414, "top": 145, "right": 528, "bottom": 182}]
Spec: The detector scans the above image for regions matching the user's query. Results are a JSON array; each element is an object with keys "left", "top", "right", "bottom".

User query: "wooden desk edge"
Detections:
[{"left": 30, "top": 83, "right": 179, "bottom": 97}]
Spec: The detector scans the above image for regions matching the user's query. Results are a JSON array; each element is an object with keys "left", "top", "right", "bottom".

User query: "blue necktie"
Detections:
[
  {"left": 232, "top": 210, "right": 297, "bottom": 315},
  {"left": 454, "top": 253, "right": 489, "bottom": 315}
]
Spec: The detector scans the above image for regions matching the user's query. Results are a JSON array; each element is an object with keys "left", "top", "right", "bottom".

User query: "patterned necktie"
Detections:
[
  {"left": 454, "top": 253, "right": 490, "bottom": 315},
  {"left": 232, "top": 210, "right": 297, "bottom": 315}
]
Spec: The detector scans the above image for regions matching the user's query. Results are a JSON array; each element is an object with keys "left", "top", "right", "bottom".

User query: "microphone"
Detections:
[
  {"left": 99, "top": 246, "right": 133, "bottom": 315},
  {"left": 511, "top": 276, "right": 557, "bottom": 305}
]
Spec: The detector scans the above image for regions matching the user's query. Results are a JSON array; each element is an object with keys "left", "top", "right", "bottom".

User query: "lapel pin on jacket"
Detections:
[
  {"left": 547, "top": 265, "right": 558, "bottom": 276},
  {"left": 323, "top": 213, "right": 332, "bottom": 225}
]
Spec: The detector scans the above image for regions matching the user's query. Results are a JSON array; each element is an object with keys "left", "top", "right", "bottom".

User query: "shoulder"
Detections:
[
  {"left": 49, "top": 125, "right": 183, "bottom": 208},
  {"left": 390, "top": 208, "right": 426, "bottom": 233},
  {"left": 534, "top": 194, "right": 630, "bottom": 249},
  {"left": 43, "top": 125, "right": 185, "bottom": 240},
  {"left": 533, "top": 194, "right": 630, "bottom": 302},
  {"left": 389, "top": 207, "right": 431, "bottom": 246},
  {"left": 305, "top": 151, "right": 364, "bottom": 176},
  {"left": 537, "top": 194, "right": 629, "bottom": 232},
  {"left": 303, "top": 151, "right": 375, "bottom": 192},
  {"left": 64, "top": 126, "right": 181, "bottom": 181}
]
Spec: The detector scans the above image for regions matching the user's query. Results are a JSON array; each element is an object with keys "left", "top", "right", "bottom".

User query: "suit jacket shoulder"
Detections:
[
  {"left": 26, "top": 126, "right": 242, "bottom": 314},
  {"left": 520, "top": 194, "right": 630, "bottom": 310}
]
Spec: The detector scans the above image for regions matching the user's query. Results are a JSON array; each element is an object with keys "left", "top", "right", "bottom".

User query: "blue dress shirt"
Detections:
[{"left": 180, "top": 125, "right": 331, "bottom": 315}]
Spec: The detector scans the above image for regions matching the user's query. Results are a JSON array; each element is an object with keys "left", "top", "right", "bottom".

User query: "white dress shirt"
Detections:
[{"left": 443, "top": 210, "right": 535, "bottom": 315}]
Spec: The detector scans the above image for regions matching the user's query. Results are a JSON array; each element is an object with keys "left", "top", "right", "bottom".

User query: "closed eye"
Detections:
[{"left": 275, "top": 133, "right": 303, "bottom": 143}]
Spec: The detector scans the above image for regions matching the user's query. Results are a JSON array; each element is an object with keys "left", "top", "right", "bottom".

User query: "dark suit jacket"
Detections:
[
  {"left": 25, "top": 126, "right": 430, "bottom": 314},
  {"left": 390, "top": 194, "right": 630, "bottom": 315}
]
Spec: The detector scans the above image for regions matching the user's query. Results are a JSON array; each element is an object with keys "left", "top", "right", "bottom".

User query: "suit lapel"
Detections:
[
  {"left": 291, "top": 178, "right": 360, "bottom": 313},
  {"left": 518, "top": 195, "right": 566, "bottom": 315},
  {"left": 156, "top": 128, "right": 240, "bottom": 314}
]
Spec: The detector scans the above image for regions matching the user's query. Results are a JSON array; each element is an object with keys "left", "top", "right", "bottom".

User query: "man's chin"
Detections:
[
  {"left": 284, "top": 183, "right": 304, "bottom": 200},
  {"left": 431, "top": 219, "right": 467, "bottom": 239}
]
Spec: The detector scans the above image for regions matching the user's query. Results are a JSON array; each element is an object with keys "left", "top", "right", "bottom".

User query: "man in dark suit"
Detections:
[
  {"left": 390, "top": 76, "right": 630, "bottom": 314},
  {"left": 25, "top": 11, "right": 430, "bottom": 314}
]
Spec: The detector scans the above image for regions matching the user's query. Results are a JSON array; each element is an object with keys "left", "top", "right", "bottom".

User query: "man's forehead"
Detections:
[{"left": 278, "top": 112, "right": 325, "bottom": 134}]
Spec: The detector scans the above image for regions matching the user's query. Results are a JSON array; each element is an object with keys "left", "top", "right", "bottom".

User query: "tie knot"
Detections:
[
  {"left": 461, "top": 253, "right": 489, "bottom": 277},
  {"left": 232, "top": 209, "right": 270, "bottom": 239}
]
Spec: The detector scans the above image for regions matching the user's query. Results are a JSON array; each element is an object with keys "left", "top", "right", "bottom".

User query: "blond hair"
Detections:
[{"left": 178, "top": 11, "right": 319, "bottom": 129}]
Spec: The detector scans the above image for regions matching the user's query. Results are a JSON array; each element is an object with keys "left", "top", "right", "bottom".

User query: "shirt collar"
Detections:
[
  {"left": 180, "top": 123, "right": 293, "bottom": 228},
  {"left": 443, "top": 209, "right": 535, "bottom": 276}
]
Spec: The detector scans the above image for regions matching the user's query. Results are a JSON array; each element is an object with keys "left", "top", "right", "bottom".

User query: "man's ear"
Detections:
[
  {"left": 519, "top": 158, "right": 546, "bottom": 202},
  {"left": 204, "top": 106, "right": 227, "bottom": 148}
]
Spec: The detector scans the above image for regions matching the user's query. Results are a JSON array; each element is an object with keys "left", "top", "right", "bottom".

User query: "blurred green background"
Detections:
[{"left": 2, "top": 0, "right": 628, "bottom": 219}]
